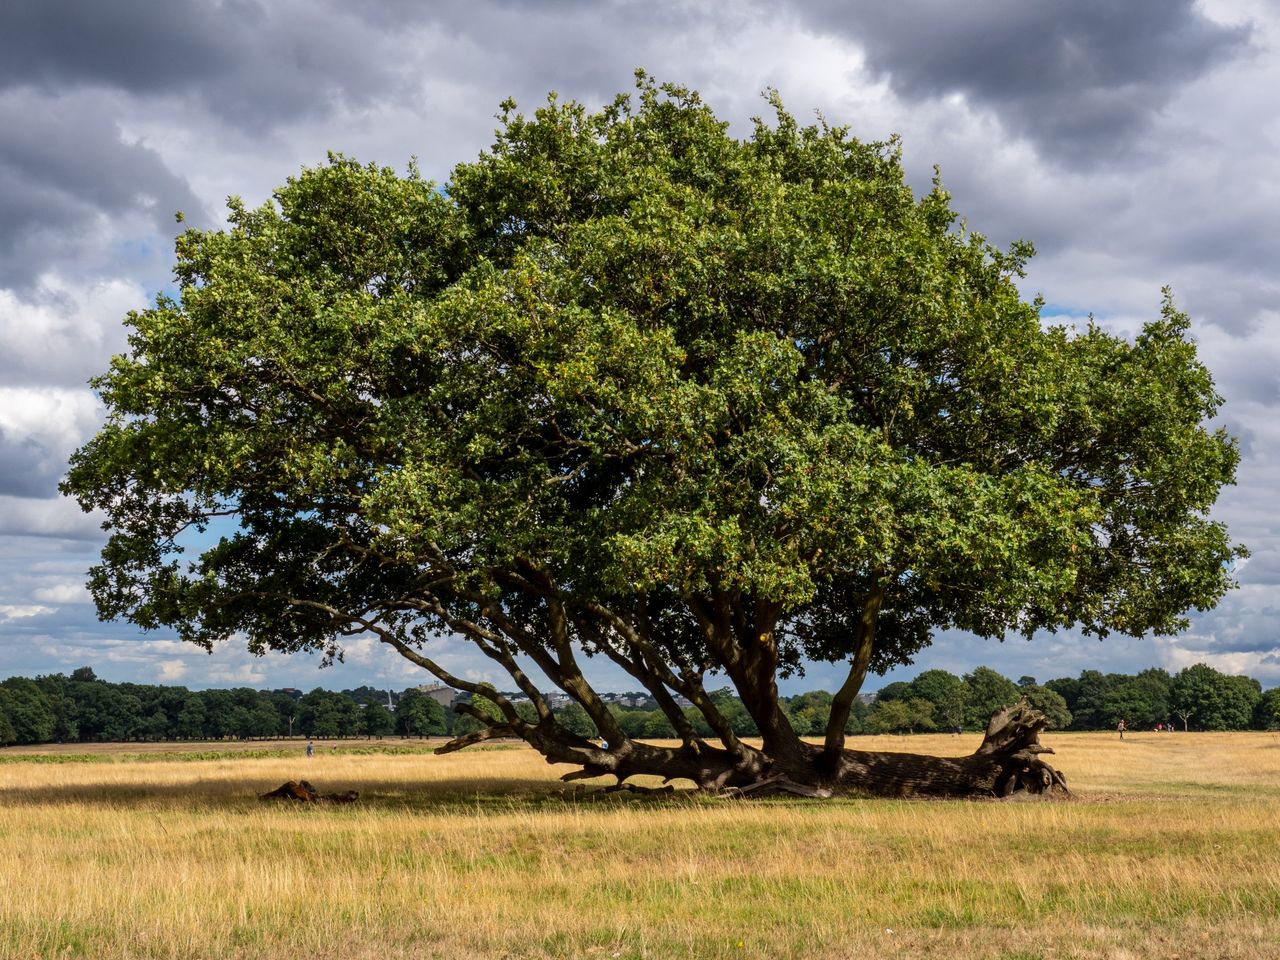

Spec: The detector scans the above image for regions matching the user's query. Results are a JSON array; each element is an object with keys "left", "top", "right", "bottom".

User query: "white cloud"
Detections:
[
  {"left": 0, "top": 603, "right": 53, "bottom": 622},
  {"left": 155, "top": 659, "right": 188, "bottom": 682},
  {"left": 31, "top": 581, "right": 88, "bottom": 603},
  {"left": 0, "top": 495, "right": 103, "bottom": 539},
  {"left": 0, "top": 274, "right": 146, "bottom": 387},
  {"left": 1157, "top": 635, "right": 1280, "bottom": 682}
]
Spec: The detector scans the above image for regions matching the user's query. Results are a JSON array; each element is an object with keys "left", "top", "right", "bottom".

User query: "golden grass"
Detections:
[{"left": 2, "top": 731, "right": 1280, "bottom": 959}]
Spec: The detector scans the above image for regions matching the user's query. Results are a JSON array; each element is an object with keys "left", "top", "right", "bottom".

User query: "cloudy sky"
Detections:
[{"left": 1, "top": 0, "right": 1277, "bottom": 695}]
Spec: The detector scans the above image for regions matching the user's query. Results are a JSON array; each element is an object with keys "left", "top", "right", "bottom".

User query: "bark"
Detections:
[{"left": 437, "top": 699, "right": 1068, "bottom": 799}]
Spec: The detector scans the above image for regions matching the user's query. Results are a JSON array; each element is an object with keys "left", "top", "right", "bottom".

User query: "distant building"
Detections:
[
  {"left": 272, "top": 687, "right": 303, "bottom": 700},
  {"left": 415, "top": 684, "right": 457, "bottom": 707}
]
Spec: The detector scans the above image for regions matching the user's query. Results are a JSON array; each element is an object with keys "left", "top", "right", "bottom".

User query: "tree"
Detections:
[
  {"left": 872, "top": 682, "right": 911, "bottom": 704},
  {"left": 786, "top": 689, "right": 835, "bottom": 736},
  {"left": 906, "top": 670, "right": 969, "bottom": 730},
  {"left": 299, "top": 689, "right": 361, "bottom": 738},
  {"left": 1103, "top": 668, "right": 1171, "bottom": 729},
  {"left": 962, "top": 668, "right": 1020, "bottom": 730},
  {"left": 62, "top": 76, "right": 1242, "bottom": 797},
  {"left": 1048, "top": 670, "right": 1117, "bottom": 730},
  {"left": 1170, "top": 664, "right": 1260, "bottom": 731},
  {"left": 867, "top": 698, "right": 933, "bottom": 734},
  {"left": 394, "top": 689, "right": 445, "bottom": 737},
  {"left": 1255, "top": 688, "right": 1280, "bottom": 731},
  {"left": 361, "top": 700, "right": 395, "bottom": 738},
  {"left": 175, "top": 694, "right": 207, "bottom": 739},
  {"left": 555, "top": 702, "right": 597, "bottom": 738},
  {"left": 0, "top": 678, "right": 56, "bottom": 744},
  {"left": 1019, "top": 685, "right": 1072, "bottom": 731},
  {"left": 0, "top": 698, "right": 15, "bottom": 746}
]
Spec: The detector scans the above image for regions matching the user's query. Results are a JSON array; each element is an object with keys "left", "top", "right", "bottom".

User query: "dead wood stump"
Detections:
[{"left": 259, "top": 780, "right": 359, "bottom": 803}]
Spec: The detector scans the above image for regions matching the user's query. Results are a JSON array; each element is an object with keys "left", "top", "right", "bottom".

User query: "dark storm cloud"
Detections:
[
  {"left": 0, "top": 92, "right": 204, "bottom": 288},
  {"left": 797, "top": 0, "right": 1250, "bottom": 162},
  {"left": 0, "top": 0, "right": 397, "bottom": 130},
  {"left": 0, "top": 428, "right": 55, "bottom": 498}
]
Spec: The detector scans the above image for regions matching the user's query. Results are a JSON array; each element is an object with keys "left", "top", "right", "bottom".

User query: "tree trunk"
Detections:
[
  {"left": 440, "top": 699, "right": 1068, "bottom": 799},
  {"left": 827, "top": 701, "right": 1069, "bottom": 798}
]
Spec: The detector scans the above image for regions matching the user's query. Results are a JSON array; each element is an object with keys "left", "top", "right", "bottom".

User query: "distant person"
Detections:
[
  {"left": 306, "top": 740, "right": 314, "bottom": 758},
  {"left": 1117, "top": 719, "right": 1126, "bottom": 740}
]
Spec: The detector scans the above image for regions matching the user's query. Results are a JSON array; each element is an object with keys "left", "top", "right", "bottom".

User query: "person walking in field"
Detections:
[
  {"left": 306, "top": 740, "right": 314, "bottom": 758},
  {"left": 1117, "top": 719, "right": 1126, "bottom": 740}
]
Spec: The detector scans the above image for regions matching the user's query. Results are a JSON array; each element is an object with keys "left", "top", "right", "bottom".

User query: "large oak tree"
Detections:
[{"left": 64, "top": 76, "right": 1242, "bottom": 797}]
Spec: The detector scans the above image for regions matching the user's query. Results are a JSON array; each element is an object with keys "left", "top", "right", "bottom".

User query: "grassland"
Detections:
[{"left": 2, "top": 731, "right": 1279, "bottom": 959}]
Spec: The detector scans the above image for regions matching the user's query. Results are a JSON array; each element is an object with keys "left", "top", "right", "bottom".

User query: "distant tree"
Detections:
[
  {"left": 640, "top": 710, "right": 677, "bottom": 739},
  {"left": 69, "top": 682, "right": 142, "bottom": 741},
  {"left": 267, "top": 691, "right": 301, "bottom": 737},
  {"left": 70, "top": 667, "right": 97, "bottom": 683},
  {"left": 1043, "top": 676, "right": 1080, "bottom": 717},
  {"left": 35, "top": 675, "right": 78, "bottom": 742},
  {"left": 963, "top": 667, "right": 1019, "bottom": 729},
  {"left": 199, "top": 689, "right": 238, "bottom": 738},
  {"left": 175, "top": 695, "right": 207, "bottom": 739},
  {"left": 0, "top": 678, "right": 56, "bottom": 744},
  {"left": 867, "top": 697, "right": 934, "bottom": 734},
  {"left": 394, "top": 689, "right": 445, "bottom": 737},
  {"left": 867, "top": 699, "right": 912, "bottom": 734},
  {"left": 0, "top": 699, "right": 15, "bottom": 746},
  {"left": 298, "top": 688, "right": 361, "bottom": 737},
  {"left": 246, "top": 699, "right": 282, "bottom": 738},
  {"left": 1103, "top": 668, "right": 1171, "bottom": 729},
  {"left": 1170, "top": 664, "right": 1261, "bottom": 731},
  {"left": 1052, "top": 670, "right": 1117, "bottom": 730},
  {"left": 1254, "top": 688, "right": 1280, "bottom": 731},
  {"left": 555, "top": 702, "right": 597, "bottom": 738},
  {"left": 843, "top": 698, "right": 870, "bottom": 735},
  {"left": 786, "top": 690, "right": 835, "bottom": 737},
  {"left": 708, "top": 689, "right": 759, "bottom": 738},
  {"left": 1019, "top": 685, "right": 1072, "bottom": 730},
  {"left": 873, "top": 682, "right": 911, "bottom": 704},
  {"left": 453, "top": 686, "right": 506, "bottom": 738},
  {"left": 906, "top": 670, "right": 969, "bottom": 730},
  {"left": 361, "top": 701, "right": 395, "bottom": 738},
  {"left": 135, "top": 705, "right": 171, "bottom": 741},
  {"left": 614, "top": 710, "right": 648, "bottom": 739}
]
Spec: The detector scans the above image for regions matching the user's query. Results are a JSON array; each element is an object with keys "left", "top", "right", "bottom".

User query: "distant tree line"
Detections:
[
  {"left": 0, "top": 667, "right": 457, "bottom": 746},
  {"left": 600, "top": 663, "right": 1279, "bottom": 739},
  {"left": 1, "top": 663, "right": 1277, "bottom": 747}
]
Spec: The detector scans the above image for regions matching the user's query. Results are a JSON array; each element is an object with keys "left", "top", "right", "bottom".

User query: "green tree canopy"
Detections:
[
  {"left": 1019, "top": 685, "right": 1072, "bottom": 731},
  {"left": 61, "top": 76, "right": 1242, "bottom": 794},
  {"left": 0, "top": 678, "right": 57, "bottom": 744},
  {"left": 906, "top": 669, "right": 969, "bottom": 729},
  {"left": 962, "top": 667, "right": 1020, "bottom": 730},
  {"left": 1170, "top": 664, "right": 1261, "bottom": 731},
  {"left": 361, "top": 700, "right": 395, "bottom": 737},
  {"left": 394, "top": 689, "right": 447, "bottom": 737}
]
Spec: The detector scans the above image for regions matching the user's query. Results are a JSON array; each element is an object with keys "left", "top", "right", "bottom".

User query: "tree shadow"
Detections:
[{"left": 0, "top": 775, "right": 699, "bottom": 813}]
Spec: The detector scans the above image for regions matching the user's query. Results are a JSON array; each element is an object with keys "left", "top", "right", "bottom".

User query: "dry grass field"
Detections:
[{"left": 2, "top": 731, "right": 1280, "bottom": 959}]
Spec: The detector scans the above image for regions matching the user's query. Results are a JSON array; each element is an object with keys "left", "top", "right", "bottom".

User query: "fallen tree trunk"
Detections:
[
  {"left": 829, "top": 701, "right": 1069, "bottom": 798},
  {"left": 439, "top": 700, "right": 1068, "bottom": 800}
]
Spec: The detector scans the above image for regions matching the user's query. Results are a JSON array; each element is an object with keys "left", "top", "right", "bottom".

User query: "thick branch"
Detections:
[{"left": 823, "top": 587, "right": 886, "bottom": 760}]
